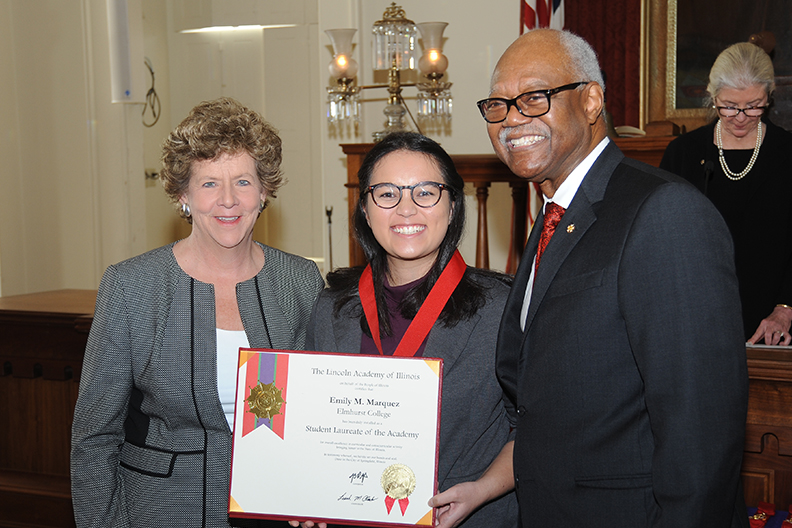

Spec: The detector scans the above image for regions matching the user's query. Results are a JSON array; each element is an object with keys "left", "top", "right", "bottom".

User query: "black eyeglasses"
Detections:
[
  {"left": 366, "top": 181, "right": 448, "bottom": 209},
  {"left": 476, "top": 82, "right": 590, "bottom": 123},
  {"left": 713, "top": 105, "right": 768, "bottom": 118}
]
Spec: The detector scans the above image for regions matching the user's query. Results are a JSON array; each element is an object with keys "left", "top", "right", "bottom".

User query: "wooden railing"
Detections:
[
  {"left": 341, "top": 144, "right": 530, "bottom": 272},
  {"left": 342, "top": 136, "right": 674, "bottom": 273}
]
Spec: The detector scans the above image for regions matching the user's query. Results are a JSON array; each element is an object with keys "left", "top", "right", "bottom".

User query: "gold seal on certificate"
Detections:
[
  {"left": 381, "top": 463, "right": 416, "bottom": 500},
  {"left": 245, "top": 381, "right": 285, "bottom": 420},
  {"left": 381, "top": 463, "right": 416, "bottom": 515}
]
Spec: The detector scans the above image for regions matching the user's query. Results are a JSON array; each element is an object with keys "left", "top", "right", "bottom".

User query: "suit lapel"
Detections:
[
  {"left": 523, "top": 142, "right": 624, "bottom": 335},
  {"left": 332, "top": 308, "right": 363, "bottom": 353},
  {"left": 425, "top": 312, "right": 479, "bottom": 373},
  {"left": 500, "top": 209, "right": 543, "bottom": 339},
  {"left": 495, "top": 209, "right": 543, "bottom": 400},
  {"left": 523, "top": 196, "right": 596, "bottom": 332},
  {"left": 246, "top": 275, "right": 285, "bottom": 349}
]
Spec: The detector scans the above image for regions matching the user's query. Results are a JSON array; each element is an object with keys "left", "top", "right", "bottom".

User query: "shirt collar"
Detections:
[{"left": 543, "top": 137, "right": 609, "bottom": 211}]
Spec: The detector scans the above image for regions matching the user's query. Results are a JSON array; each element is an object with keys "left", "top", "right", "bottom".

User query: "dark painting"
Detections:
[{"left": 675, "top": 0, "right": 792, "bottom": 130}]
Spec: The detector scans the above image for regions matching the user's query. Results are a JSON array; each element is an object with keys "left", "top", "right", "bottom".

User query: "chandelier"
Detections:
[{"left": 325, "top": 3, "right": 452, "bottom": 141}]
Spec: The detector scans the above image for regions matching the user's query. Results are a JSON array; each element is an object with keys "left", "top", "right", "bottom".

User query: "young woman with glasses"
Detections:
[
  {"left": 292, "top": 132, "right": 518, "bottom": 528},
  {"left": 661, "top": 42, "right": 792, "bottom": 346}
]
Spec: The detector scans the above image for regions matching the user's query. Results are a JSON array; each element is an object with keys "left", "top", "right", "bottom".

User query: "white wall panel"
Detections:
[
  {"left": 164, "top": 3, "right": 322, "bottom": 263},
  {"left": 0, "top": 0, "right": 526, "bottom": 295},
  {"left": 0, "top": 0, "right": 23, "bottom": 296},
  {"left": 263, "top": 24, "right": 323, "bottom": 268}
]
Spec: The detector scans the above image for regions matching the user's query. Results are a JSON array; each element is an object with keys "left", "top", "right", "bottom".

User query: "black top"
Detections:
[{"left": 660, "top": 119, "right": 792, "bottom": 339}]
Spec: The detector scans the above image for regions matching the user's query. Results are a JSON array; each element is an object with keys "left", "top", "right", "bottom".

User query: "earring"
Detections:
[
  {"left": 259, "top": 200, "right": 265, "bottom": 213},
  {"left": 181, "top": 202, "right": 191, "bottom": 218}
]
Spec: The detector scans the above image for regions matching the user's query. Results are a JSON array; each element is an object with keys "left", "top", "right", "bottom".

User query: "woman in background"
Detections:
[
  {"left": 71, "top": 97, "right": 324, "bottom": 528},
  {"left": 661, "top": 42, "right": 792, "bottom": 346},
  {"left": 294, "top": 132, "right": 517, "bottom": 528}
]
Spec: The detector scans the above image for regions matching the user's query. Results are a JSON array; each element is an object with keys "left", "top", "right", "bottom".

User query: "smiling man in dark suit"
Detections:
[{"left": 482, "top": 29, "right": 749, "bottom": 528}]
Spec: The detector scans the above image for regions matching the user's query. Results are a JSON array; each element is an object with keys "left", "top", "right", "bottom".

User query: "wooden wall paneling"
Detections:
[
  {"left": 0, "top": 290, "right": 95, "bottom": 528},
  {"left": 743, "top": 346, "right": 792, "bottom": 508}
]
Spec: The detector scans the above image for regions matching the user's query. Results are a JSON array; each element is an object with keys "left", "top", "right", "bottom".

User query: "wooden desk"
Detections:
[
  {"left": 0, "top": 289, "right": 96, "bottom": 528},
  {"left": 613, "top": 135, "right": 674, "bottom": 167},
  {"left": 743, "top": 345, "right": 792, "bottom": 508}
]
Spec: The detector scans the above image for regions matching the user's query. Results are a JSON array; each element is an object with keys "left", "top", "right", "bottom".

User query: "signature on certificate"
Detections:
[
  {"left": 349, "top": 471, "right": 368, "bottom": 484},
  {"left": 338, "top": 492, "right": 379, "bottom": 503}
]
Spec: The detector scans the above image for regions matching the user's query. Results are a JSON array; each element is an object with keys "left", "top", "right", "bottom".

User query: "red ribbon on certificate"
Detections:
[
  {"left": 359, "top": 250, "right": 466, "bottom": 357},
  {"left": 384, "top": 496, "right": 410, "bottom": 515}
]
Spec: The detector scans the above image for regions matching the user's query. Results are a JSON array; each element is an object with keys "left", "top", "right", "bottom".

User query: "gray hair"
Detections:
[
  {"left": 557, "top": 30, "right": 605, "bottom": 90},
  {"left": 706, "top": 42, "right": 775, "bottom": 107}
]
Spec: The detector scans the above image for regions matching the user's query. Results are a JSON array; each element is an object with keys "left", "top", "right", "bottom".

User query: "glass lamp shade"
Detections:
[
  {"left": 372, "top": 4, "right": 417, "bottom": 71},
  {"left": 417, "top": 22, "right": 448, "bottom": 76},
  {"left": 326, "top": 29, "right": 358, "bottom": 80},
  {"left": 417, "top": 22, "right": 447, "bottom": 51},
  {"left": 418, "top": 49, "right": 448, "bottom": 76},
  {"left": 329, "top": 54, "right": 358, "bottom": 80}
]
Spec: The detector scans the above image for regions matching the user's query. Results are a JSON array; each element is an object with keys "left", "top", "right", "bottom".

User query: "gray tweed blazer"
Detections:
[
  {"left": 71, "top": 242, "right": 324, "bottom": 528},
  {"left": 306, "top": 270, "right": 519, "bottom": 528}
]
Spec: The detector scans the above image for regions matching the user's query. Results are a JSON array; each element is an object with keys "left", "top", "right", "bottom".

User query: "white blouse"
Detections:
[{"left": 216, "top": 328, "right": 250, "bottom": 429}]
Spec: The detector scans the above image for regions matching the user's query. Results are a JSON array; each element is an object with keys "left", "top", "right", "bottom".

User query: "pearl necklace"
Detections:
[{"left": 715, "top": 119, "right": 763, "bottom": 181}]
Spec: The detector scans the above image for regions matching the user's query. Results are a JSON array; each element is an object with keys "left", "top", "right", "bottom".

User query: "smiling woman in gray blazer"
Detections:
[
  {"left": 294, "top": 133, "right": 517, "bottom": 528},
  {"left": 70, "top": 98, "right": 324, "bottom": 528}
]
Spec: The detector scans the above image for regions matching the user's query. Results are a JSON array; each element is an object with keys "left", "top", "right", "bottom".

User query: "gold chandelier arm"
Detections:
[{"left": 356, "top": 83, "right": 417, "bottom": 91}]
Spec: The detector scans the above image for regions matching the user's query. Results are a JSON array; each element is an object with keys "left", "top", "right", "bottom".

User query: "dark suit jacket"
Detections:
[
  {"left": 307, "top": 271, "right": 518, "bottom": 528},
  {"left": 497, "top": 142, "right": 749, "bottom": 528}
]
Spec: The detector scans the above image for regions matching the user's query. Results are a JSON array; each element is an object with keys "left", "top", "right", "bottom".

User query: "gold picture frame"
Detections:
[
  {"left": 645, "top": 0, "right": 792, "bottom": 133},
  {"left": 643, "top": 0, "right": 710, "bottom": 132}
]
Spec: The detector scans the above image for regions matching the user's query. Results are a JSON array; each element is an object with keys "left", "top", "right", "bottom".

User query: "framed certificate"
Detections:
[{"left": 229, "top": 348, "right": 443, "bottom": 527}]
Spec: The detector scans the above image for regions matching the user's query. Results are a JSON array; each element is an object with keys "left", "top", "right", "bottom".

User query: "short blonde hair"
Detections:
[
  {"left": 160, "top": 97, "right": 283, "bottom": 219},
  {"left": 706, "top": 42, "right": 775, "bottom": 108}
]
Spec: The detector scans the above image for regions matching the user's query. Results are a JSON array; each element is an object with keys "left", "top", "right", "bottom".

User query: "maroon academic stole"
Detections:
[{"left": 358, "top": 250, "right": 465, "bottom": 513}]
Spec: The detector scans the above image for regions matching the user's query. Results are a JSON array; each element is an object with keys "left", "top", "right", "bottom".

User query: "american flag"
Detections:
[
  {"left": 521, "top": 0, "right": 565, "bottom": 33},
  {"left": 514, "top": 0, "right": 565, "bottom": 256}
]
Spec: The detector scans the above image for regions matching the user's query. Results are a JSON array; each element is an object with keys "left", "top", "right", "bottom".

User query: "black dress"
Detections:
[{"left": 660, "top": 119, "right": 792, "bottom": 339}]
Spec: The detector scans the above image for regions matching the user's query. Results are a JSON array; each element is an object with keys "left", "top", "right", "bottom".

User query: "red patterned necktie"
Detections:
[{"left": 535, "top": 202, "right": 565, "bottom": 271}]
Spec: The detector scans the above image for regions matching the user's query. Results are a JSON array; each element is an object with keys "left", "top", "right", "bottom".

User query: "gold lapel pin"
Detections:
[{"left": 567, "top": 224, "right": 575, "bottom": 233}]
